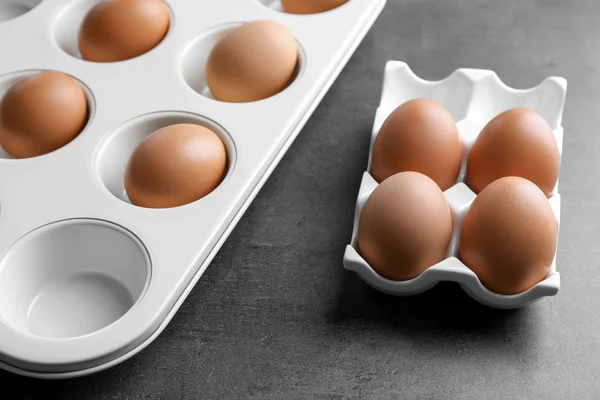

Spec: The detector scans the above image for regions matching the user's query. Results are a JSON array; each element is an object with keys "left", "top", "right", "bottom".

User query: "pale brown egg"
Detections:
[
  {"left": 357, "top": 171, "right": 453, "bottom": 281},
  {"left": 78, "top": 0, "right": 170, "bottom": 62},
  {"left": 281, "top": 0, "right": 348, "bottom": 14},
  {"left": 206, "top": 20, "right": 298, "bottom": 103},
  {"left": 125, "top": 124, "right": 227, "bottom": 208},
  {"left": 0, "top": 71, "right": 88, "bottom": 158},
  {"left": 460, "top": 177, "right": 558, "bottom": 295},
  {"left": 467, "top": 108, "right": 560, "bottom": 197},
  {"left": 371, "top": 98, "right": 462, "bottom": 191}
]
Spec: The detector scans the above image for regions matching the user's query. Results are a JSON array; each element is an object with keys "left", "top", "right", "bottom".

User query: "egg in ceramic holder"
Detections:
[
  {"left": 0, "top": 0, "right": 386, "bottom": 378},
  {"left": 344, "top": 61, "right": 567, "bottom": 309}
]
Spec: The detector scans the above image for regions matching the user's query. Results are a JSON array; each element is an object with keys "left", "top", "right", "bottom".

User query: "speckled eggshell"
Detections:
[
  {"left": 78, "top": 0, "right": 170, "bottom": 62},
  {"left": 371, "top": 98, "right": 463, "bottom": 191},
  {"left": 460, "top": 176, "right": 558, "bottom": 295},
  {"left": 357, "top": 171, "right": 453, "bottom": 281},
  {"left": 0, "top": 71, "right": 88, "bottom": 158},
  {"left": 206, "top": 20, "right": 298, "bottom": 103},
  {"left": 125, "top": 124, "right": 227, "bottom": 209},
  {"left": 281, "top": 0, "right": 348, "bottom": 14},
  {"left": 467, "top": 108, "right": 560, "bottom": 197}
]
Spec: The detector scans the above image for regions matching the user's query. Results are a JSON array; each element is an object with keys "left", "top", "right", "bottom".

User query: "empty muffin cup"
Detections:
[{"left": 0, "top": 219, "right": 151, "bottom": 339}]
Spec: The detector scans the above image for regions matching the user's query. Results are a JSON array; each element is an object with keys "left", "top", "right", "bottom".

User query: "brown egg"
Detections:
[
  {"left": 206, "top": 20, "right": 298, "bottom": 103},
  {"left": 78, "top": 0, "right": 170, "bottom": 62},
  {"left": 460, "top": 177, "right": 558, "bottom": 295},
  {"left": 467, "top": 108, "right": 560, "bottom": 197},
  {"left": 281, "top": 0, "right": 348, "bottom": 14},
  {"left": 0, "top": 71, "right": 88, "bottom": 158},
  {"left": 371, "top": 98, "right": 463, "bottom": 191},
  {"left": 357, "top": 171, "right": 453, "bottom": 281},
  {"left": 125, "top": 124, "right": 227, "bottom": 208}
]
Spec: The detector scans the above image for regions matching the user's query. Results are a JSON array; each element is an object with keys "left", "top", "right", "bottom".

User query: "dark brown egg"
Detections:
[
  {"left": 206, "top": 20, "right": 298, "bottom": 103},
  {"left": 0, "top": 71, "right": 88, "bottom": 158},
  {"left": 371, "top": 98, "right": 463, "bottom": 191},
  {"left": 125, "top": 124, "right": 227, "bottom": 208},
  {"left": 78, "top": 0, "right": 170, "bottom": 62},
  {"left": 467, "top": 108, "right": 560, "bottom": 197},
  {"left": 281, "top": 0, "right": 348, "bottom": 14},
  {"left": 357, "top": 171, "right": 453, "bottom": 281},
  {"left": 460, "top": 177, "right": 558, "bottom": 295}
]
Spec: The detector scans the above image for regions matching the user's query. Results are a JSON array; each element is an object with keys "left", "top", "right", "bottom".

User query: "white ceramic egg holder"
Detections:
[
  {"left": 0, "top": 0, "right": 387, "bottom": 379},
  {"left": 344, "top": 61, "right": 567, "bottom": 309}
]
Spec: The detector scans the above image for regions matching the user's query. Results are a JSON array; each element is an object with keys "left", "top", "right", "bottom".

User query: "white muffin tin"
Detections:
[
  {"left": 0, "top": 0, "right": 387, "bottom": 378},
  {"left": 344, "top": 61, "right": 567, "bottom": 309}
]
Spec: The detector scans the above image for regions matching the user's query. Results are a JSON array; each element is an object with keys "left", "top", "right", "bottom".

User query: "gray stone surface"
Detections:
[{"left": 2, "top": 0, "right": 598, "bottom": 398}]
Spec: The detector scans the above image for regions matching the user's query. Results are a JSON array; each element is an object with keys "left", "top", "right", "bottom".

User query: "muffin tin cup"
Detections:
[
  {"left": 344, "top": 61, "right": 567, "bottom": 309},
  {"left": 0, "top": 219, "right": 151, "bottom": 340},
  {"left": 0, "top": 0, "right": 42, "bottom": 22},
  {"left": 180, "top": 21, "right": 307, "bottom": 101},
  {"left": 0, "top": 69, "right": 97, "bottom": 159},
  {"left": 54, "top": 0, "right": 177, "bottom": 61},
  {"left": 0, "top": 0, "right": 387, "bottom": 378}
]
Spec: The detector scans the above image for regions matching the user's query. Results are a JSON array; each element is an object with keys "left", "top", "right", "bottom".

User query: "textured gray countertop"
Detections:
[{"left": 3, "top": 0, "right": 598, "bottom": 398}]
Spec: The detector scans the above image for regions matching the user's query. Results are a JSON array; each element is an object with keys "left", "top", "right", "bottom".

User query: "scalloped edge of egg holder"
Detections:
[{"left": 343, "top": 61, "right": 567, "bottom": 309}]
